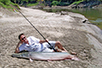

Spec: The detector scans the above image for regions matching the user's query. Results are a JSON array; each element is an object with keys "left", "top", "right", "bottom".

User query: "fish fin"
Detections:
[
  {"left": 71, "top": 56, "right": 79, "bottom": 61},
  {"left": 47, "top": 59, "right": 52, "bottom": 62},
  {"left": 29, "top": 58, "right": 33, "bottom": 62},
  {"left": 70, "top": 51, "right": 77, "bottom": 55},
  {"left": 28, "top": 52, "right": 33, "bottom": 62}
]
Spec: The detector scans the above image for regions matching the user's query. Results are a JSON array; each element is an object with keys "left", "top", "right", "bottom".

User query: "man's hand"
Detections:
[
  {"left": 39, "top": 39, "right": 49, "bottom": 44},
  {"left": 15, "top": 41, "right": 21, "bottom": 53},
  {"left": 45, "top": 39, "right": 49, "bottom": 42}
]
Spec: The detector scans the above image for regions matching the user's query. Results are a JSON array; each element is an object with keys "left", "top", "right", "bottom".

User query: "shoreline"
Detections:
[{"left": 41, "top": 6, "right": 102, "bottom": 30}]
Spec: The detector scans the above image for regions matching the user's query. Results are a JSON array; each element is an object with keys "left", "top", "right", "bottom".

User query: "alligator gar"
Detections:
[{"left": 12, "top": 52, "right": 79, "bottom": 62}]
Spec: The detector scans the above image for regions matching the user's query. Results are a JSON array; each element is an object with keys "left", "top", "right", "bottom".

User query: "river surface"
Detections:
[
  {"left": 70, "top": 8, "right": 102, "bottom": 30},
  {"left": 43, "top": 8, "right": 102, "bottom": 30}
]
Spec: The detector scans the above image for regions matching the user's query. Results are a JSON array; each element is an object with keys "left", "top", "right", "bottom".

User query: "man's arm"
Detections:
[
  {"left": 15, "top": 41, "right": 21, "bottom": 53},
  {"left": 39, "top": 39, "right": 48, "bottom": 44}
]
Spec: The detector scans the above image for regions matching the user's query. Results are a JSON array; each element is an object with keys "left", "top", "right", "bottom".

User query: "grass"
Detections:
[
  {"left": 0, "top": 2, "right": 6, "bottom": 8},
  {"left": 26, "top": 2, "right": 44, "bottom": 7},
  {"left": 0, "top": 1, "right": 20, "bottom": 11},
  {"left": 27, "top": 3, "right": 39, "bottom": 7},
  {"left": 97, "top": 23, "right": 102, "bottom": 29},
  {"left": 72, "top": 0, "right": 84, "bottom": 5}
]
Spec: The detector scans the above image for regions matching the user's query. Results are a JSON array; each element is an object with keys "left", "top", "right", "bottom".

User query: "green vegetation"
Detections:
[
  {"left": 27, "top": 2, "right": 39, "bottom": 6},
  {"left": 0, "top": 0, "right": 20, "bottom": 11},
  {"left": 0, "top": 0, "right": 102, "bottom": 8},
  {"left": 26, "top": 2, "right": 45, "bottom": 7},
  {"left": 72, "top": 0, "right": 84, "bottom": 5},
  {"left": 0, "top": 0, "right": 10, "bottom": 8},
  {"left": 51, "top": 1, "right": 59, "bottom": 6},
  {"left": 97, "top": 23, "right": 102, "bottom": 30}
]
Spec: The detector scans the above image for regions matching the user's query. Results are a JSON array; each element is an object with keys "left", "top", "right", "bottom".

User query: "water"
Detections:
[
  {"left": 43, "top": 8, "right": 102, "bottom": 30},
  {"left": 69, "top": 8, "right": 102, "bottom": 30}
]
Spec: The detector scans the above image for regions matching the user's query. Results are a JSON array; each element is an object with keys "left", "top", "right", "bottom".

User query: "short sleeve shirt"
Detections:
[{"left": 19, "top": 36, "right": 44, "bottom": 52}]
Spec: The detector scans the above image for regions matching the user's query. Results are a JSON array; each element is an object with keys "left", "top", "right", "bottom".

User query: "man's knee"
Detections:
[{"left": 56, "top": 41, "right": 61, "bottom": 44}]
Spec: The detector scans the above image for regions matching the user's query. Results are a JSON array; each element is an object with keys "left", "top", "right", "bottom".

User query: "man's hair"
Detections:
[{"left": 18, "top": 33, "right": 24, "bottom": 40}]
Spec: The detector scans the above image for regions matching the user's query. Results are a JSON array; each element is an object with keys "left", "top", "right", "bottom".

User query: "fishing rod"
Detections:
[{"left": 18, "top": 10, "right": 57, "bottom": 52}]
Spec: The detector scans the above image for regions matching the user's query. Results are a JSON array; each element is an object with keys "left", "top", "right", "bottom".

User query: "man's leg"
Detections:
[
  {"left": 55, "top": 41, "right": 67, "bottom": 52},
  {"left": 43, "top": 41, "right": 67, "bottom": 52}
]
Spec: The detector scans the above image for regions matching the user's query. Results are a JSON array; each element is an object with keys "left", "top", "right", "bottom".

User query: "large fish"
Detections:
[{"left": 12, "top": 52, "right": 79, "bottom": 62}]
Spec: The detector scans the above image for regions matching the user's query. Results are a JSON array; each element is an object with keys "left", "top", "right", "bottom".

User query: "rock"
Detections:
[
  {"left": 61, "top": 11, "right": 68, "bottom": 15},
  {"left": 70, "top": 51, "right": 77, "bottom": 55}
]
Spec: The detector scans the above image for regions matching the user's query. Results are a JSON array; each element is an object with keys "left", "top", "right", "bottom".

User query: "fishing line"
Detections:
[{"left": 17, "top": 9, "right": 57, "bottom": 52}]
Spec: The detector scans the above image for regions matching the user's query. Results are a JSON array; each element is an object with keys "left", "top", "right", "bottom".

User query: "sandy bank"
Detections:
[{"left": 0, "top": 7, "right": 102, "bottom": 68}]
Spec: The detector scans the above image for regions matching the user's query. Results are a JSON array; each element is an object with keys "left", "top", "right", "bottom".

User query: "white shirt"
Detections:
[{"left": 19, "top": 36, "right": 45, "bottom": 52}]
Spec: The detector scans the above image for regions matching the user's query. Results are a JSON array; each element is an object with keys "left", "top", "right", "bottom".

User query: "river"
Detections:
[
  {"left": 70, "top": 8, "right": 102, "bottom": 30},
  {"left": 43, "top": 8, "right": 102, "bottom": 30}
]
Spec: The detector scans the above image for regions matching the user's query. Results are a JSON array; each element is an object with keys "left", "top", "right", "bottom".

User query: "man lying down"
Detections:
[{"left": 14, "top": 33, "right": 79, "bottom": 61}]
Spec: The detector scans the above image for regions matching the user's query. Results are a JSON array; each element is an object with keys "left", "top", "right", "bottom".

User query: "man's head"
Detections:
[{"left": 18, "top": 33, "right": 28, "bottom": 43}]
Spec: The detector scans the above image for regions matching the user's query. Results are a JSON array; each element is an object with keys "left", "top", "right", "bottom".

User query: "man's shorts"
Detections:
[
  {"left": 43, "top": 41, "right": 56, "bottom": 48},
  {"left": 42, "top": 41, "right": 56, "bottom": 52}
]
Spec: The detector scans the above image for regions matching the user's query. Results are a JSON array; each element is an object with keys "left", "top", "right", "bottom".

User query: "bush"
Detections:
[
  {"left": 13, "top": 3, "right": 20, "bottom": 9},
  {"left": 59, "top": 2, "right": 70, "bottom": 6},
  {"left": 0, "top": 2, "right": 6, "bottom": 8},
  {"left": 0, "top": 0, "right": 20, "bottom": 11},
  {"left": 72, "top": 0, "right": 84, "bottom": 5},
  {"left": 0, "top": 0, "right": 10, "bottom": 5},
  {"left": 51, "top": 1, "right": 59, "bottom": 6},
  {"left": 27, "top": 2, "right": 39, "bottom": 6}
]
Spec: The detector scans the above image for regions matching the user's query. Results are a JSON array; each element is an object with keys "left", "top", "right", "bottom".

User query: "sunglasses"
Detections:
[{"left": 22, "top": 37, "right": 25, "bottom": 40}]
